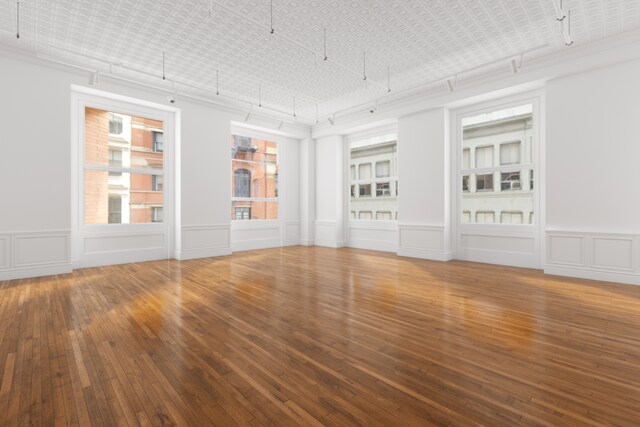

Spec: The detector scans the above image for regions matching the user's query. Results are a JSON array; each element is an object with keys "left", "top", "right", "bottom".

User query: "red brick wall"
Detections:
[
  {"left": 84, "top": 108, "right": 109, "bottom": 224},
  {"left": 231, "top": 136, "right": 278, "bottom": 220}
]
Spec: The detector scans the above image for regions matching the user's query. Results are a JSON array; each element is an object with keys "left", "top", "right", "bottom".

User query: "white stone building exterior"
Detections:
[
  {"left": 349, "top": 138, "right": 398, "bottom": 221},
  {"left": 461, "top": 105, "right": 534, "bottom": 224}
]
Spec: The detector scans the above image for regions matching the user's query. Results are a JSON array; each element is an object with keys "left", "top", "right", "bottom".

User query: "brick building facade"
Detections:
[{"left": 84, "top": 108, "right": 164, "bottom": 225}]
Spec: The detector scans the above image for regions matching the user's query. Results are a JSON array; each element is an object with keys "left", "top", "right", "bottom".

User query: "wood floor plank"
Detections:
[{"left": 1, "top": 246, "right": 640, "bottom": 426}]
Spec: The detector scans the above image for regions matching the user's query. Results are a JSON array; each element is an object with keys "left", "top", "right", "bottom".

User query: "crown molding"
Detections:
[{"left": 312, "top": 28, "right": 640, "bottom": 139}]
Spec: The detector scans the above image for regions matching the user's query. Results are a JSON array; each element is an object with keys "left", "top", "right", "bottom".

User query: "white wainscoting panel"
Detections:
[
  {"left": 0, "top": 230, "right": 72, "bottom": 281},
  {"left": 314, "top": 220, "right": 345, "bottom": 248},
  {"left": 457, "top": 226, "right": 539, "bottom": 268},
  {"left": 545, "top": 230, "right": 640, "bottom": 285},
  {"left": 84, "top": 232, "right": 165, "bottom": 254},
  {"left": 348, "top": 221, "right": 398, "bottom": 253},
  {"left": 80, "top": 229, "right": 169, "bottom": 268},
  {"left": 397, "top": 223, "right": 452, "bottom": 261},
  {"left": 0, "top": 234, "right": 9, "bottom": 271},
  {"left": 177, "top": 224, "right": 231, "bottom": 260},
  {"left": 284, "top": 221, "right": 301, "bottom": 246},
  {"left": 547, "top": 234, "right": 585, "bottom": 267},
  {"left": 592, "top": 236, "right": 634, "bottom": 271},
  {"left": 13, "top": 231, "right": 70, "bottom": 268},
  {"left": 231, "top": 221, "right": 281, "bottom": 252}
]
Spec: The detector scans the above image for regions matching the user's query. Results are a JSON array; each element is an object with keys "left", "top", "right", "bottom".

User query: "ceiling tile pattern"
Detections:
[{"left": 1, "top": 0, "right": 639, "bottom": 121}]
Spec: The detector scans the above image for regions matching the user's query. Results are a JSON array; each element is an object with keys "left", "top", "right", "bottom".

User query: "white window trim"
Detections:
[
  {"left": 456, "top": 97, "right": 539, "bottom": 230},
  {"left": 229, "top": 124, "right": 293, "bottom": 236},
  {"left": 70, "top": 85, "right": 178, "bottom": 267},
  {"left": 347, "top": 134, "right": 399, "bottom": 226},
  {"left": 450, "top": 90, "right": 545, "bottom": 269}
]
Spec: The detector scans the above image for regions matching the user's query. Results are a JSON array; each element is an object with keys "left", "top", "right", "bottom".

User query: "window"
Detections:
[
  {"left": 359, "top": 211, "right": 372, "bottom": 220},
  {"left": 376, "top": 182, "right": 390, "bottom": 197},
  {"left": 108, "top": 196, "right": 122, "bottom": 224},
  {"left": 109, "top": 150, "right": 122, "bottom": 168},
  {"left": 501, "top": 211, "right": 523, "bottom": 224},
  {"left": 476, "top": 211, "right": 495, "bottom": 224},
  {"left": 500, "top": 172, "right": 521, "bottom": 191},
  {"left": 153, "top": 131, "right": 164, "bottom": 153},
  {"left": 152, "top": 175, "right": 163, "bottom": 192},
  {"left": 376, "top": 211, "right": 392, "bottom": 220},
  {"left": 359, "top": 184, "right": 371, "bottom": 197},
  {"left": 233, "top": 169, "right": 251, "bottom": 197},
  {"left": 84, "top": 107, "right": 164, "bottom": 225},
  {"left": 235, "top": 207, "right": 251, "bottom": 220},
  {"left": 359, "top": 164, "right": 372, "bottom": 180},
  {"left": 351, "top": 211, "right": 356, "bottom": 219},
  {"left": 376, "top": 161, "right": 390, "bottom": 178},
  {"left": 461, "top": 104, "right": 534, "bottom": 225},
  {"left": 350, "top": 136, "right": 398, "bottom": 221},
  {"left": 231, "top": 135, "right": 278, "bottom": 220},
  {"left": 152, "top": 207, "right": 163, "bottom": 223},
  {"left": 108, "top": 113, "right": 123, "bottom": 135},
  {"left": 500, "top": 141, "right": 520, "bottom": 165},
  {"left": 476, "top": 174, "right": 493, "bottom": 191},
  {"left": 475, "top": 146, "right": 494, "bottom": 168}
]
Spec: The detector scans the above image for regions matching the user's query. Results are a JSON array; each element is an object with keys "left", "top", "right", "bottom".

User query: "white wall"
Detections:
[
  {"left": 0, "top": 50, "right": 302, "bottom": 279},
  {"left": 545, "top": 58, "right": 640, "bottom": 284},
  {"left": 314, "top": 135, "right": 346, "bottom": 247},
  {"left": 396, "top": 108, "right": 452, "bottom": 261},
  {"left": 299, "top": 137, "right": 316, "bottom": 246}
]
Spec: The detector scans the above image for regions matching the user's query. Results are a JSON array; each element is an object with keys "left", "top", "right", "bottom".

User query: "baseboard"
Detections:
[
  {"left": 397, "top": 248, "right": 453, "bottom": 262},
  {"left": 544, "top": 265, "right": 640, "bottom": 286},
  {"left": 0, "top": 264, "right": 73, "bottom": 281},
  {"left": 174, "top": 247, "right": 232, "bottom": 260},
  {"left": 299, "top": 239, "right": 314, "bottom": 246}
]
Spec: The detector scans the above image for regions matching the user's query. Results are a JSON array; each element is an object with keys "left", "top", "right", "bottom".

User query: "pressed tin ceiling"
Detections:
[{"left": 1, "top": 0, "right": 639, "bottom": 123}]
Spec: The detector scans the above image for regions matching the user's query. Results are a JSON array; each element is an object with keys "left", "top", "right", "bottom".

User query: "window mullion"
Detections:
[{"left": 84, "top": 165, "right": 164, "bottom": 175}]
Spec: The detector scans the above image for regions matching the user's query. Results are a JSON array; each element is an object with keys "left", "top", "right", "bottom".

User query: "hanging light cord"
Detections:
[
  {"left": 16, "top": 1, "right": 20, "bottom": 39},
  {"left": 270, "top": 0, "right": 274, "bottom": 34}
]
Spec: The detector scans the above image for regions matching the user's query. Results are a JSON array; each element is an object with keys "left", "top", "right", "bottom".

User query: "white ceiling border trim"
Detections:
[{"left": 312, "top": 28, "right": 640, "bottom": 138}]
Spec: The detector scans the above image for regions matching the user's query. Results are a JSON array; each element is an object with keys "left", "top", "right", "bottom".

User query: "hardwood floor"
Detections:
[{"left": 1, "top": 247, "right": 639, "bottom": 426}]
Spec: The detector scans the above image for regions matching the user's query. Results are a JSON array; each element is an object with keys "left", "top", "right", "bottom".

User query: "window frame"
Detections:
[
  {"left": 230, "top": 133, "right": 280, "bottom": 222},
  {"left": 458, "top": 98, "right": 538, "bottom": 229}
]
